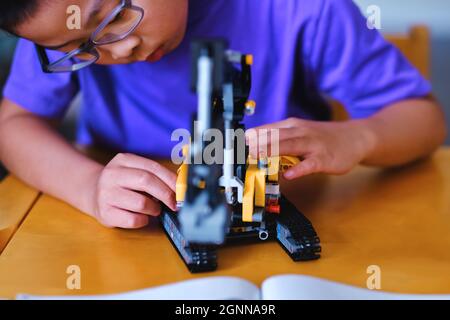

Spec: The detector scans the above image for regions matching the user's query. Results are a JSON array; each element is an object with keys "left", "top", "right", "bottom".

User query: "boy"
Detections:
[{"left": 0, "top": 0, "right": 446, "bottom": 229}]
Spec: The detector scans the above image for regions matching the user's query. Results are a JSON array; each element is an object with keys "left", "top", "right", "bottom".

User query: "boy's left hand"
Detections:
[{"left": 246, "top": 117, "right": 375, "bottom": 180}]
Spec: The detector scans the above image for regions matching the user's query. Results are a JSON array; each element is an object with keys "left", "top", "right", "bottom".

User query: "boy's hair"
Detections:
[{"left": 0, "top": 0, "right": 40, "bottom": 35}]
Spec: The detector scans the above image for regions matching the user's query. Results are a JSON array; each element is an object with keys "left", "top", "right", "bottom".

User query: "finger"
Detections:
[
  {"left": 283, "top": 158, "right": 321, "bottom": 180},
  {"left": 114, "top": 153, "right": 177, "bottom": 192},
  {"left": 247, "top": 128, "right": 281, "bottom": 158},
  {"left": 271, "top": 137, "right": 312, "bottom": 157},
  {"left": 108, "top": 188, "right": 161, "bottom": 216},
  {"left": 102, "top": 207, "right": 150, "bottom": 229},
  {"left": 247, "top": 128, "right": 303, "bottom": 158},
  {"left": 252, "top": 127, "right": 298, "bottom": 141},
  {"left": 112, "top": 167, "right": 177, "bottom": 211},
  {"left": 268, "top": 127, "right": 299, "bottom": 142},
  {"left": 249, "top": 117, "right": 301, "bottom": 131},
  {"left": 246, "top": 128, "right": 283, "bottom": 148},
  {"left": 250, "top": 137, "right": 312, "bottom": 159}
]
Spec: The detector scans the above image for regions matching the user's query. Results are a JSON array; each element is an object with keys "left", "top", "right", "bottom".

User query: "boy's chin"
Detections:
[{"left": 146, "top": 46, "right": 166, "bottom": 63}]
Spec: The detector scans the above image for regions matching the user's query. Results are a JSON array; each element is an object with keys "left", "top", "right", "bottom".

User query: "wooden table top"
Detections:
[
  {"left": 0, "top": 176, "right": 40, "bottom": 254},
  {"left": 0, "top": 149, "right": 449, "bottom": 299}
]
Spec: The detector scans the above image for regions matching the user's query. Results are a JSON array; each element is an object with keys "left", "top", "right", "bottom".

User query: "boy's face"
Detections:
[{"left": 17, "top": 0, "right": 189, "bottom": 64}]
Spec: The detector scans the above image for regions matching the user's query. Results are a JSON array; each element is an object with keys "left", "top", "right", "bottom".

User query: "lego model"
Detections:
[{"left": 161, "top": 39, "right": 321, "bottom": 273}]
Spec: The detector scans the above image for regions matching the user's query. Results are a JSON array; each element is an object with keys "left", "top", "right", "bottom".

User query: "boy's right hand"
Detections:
[{"left": 91, "top": 153, "right": 177, "bottom": 229}]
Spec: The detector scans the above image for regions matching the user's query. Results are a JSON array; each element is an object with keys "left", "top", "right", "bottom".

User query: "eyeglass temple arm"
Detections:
[{"left": 35, "top": 45, "right": 52, "bottom": 74}]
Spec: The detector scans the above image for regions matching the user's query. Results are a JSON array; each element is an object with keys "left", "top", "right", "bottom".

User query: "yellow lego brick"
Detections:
[
  {"left": 175, "top": 144, "right": 191, "bottom": 203},
  {"left": 255, "top": 168, "right": 266, "bottom": 207},
  {"left": 280, "top": 156, "right": 300, "bottom": 172},
  {"left": 182, "top": 144, "right": 189, "bottom": 157},
  {"left": 245, "top": 100, "right": 256, "bottom": 116},
  {"left": 245, "top": 100, "right": 256, "bottom": 109},
  {"left": 245, "top": 54, "right": 254, "bottom": 66},
  {"left": 268, "top": 157, "right": 280, "bottom": 182},
  {"left": 176, "top": 163, "right": 188, "bottom": 203},
  {"left": 243, "top": 164, "right": 257, "bottom": 222},
  {"left": 247, "top": 155, "right": 258, "bottom": 166}
]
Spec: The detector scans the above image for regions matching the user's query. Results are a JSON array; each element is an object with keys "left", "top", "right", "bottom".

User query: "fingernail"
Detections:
[{"left": 284, "top": 171, "right": 294, "bottom": 179}]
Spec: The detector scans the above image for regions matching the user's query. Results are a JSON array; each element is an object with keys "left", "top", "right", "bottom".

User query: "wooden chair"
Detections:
[{"left": 332, "top": 25, "right": 431, "bottom": 121}]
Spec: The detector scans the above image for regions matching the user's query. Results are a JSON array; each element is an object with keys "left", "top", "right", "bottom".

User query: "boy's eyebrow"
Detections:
[{"left": 37, "top": 0, "right": 106, "bottom": 50}]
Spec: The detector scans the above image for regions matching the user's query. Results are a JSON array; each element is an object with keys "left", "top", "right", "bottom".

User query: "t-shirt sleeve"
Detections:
[
  {"left": 2, "top": 39, "right": 79, "bottom": 119},
  {"left": 306, "top": 0, "right": 432, "bottom": 119}
]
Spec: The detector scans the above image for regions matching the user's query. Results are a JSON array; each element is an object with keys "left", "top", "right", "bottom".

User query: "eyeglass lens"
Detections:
[{"left": 93, "top": 8, "right": 142, "bottom": 45}]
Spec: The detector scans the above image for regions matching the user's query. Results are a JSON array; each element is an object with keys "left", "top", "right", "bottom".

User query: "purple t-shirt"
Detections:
[{"left": 3, "top": 0, "right": 431, "bottom": 158}]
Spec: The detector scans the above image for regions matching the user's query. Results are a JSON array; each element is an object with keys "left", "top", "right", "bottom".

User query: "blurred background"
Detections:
[
  {"left": 354, "top": 0, "right": 450, "bottom": 144},
  {"left": 0, "top": 0, "right": 449, "bottom": 179}
]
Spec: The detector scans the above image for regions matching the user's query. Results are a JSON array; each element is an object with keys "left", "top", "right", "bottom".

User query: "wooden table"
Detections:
[
  {"left": 0, "top": 176, "right": 40, "bottom": 253},
  {"left": 0, "top": 149, "right": 449, "bottom": 299}
]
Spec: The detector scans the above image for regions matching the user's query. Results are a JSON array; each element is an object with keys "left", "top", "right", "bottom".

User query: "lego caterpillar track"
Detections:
[
  {"left": 276, "top": 196, "right": 321, "bottom": 261},
  {"left": 161, "top": 196, "right": 321, "bottom": 273},
  {"left": 162, "top": 210, "right": 218, "bottom": 273},
  {"left": 161, "top": 39, "right": 321, "bottom": 273}
]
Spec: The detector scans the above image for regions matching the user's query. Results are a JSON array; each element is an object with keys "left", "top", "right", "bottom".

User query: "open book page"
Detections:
[
  {"left": 261, "top": 275, "right": 450, "bottom": 300},
  {"left": 17, "top": 276, "right": 261, "bottom": 300}
]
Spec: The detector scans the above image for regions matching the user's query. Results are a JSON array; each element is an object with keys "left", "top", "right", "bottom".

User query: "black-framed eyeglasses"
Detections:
[{"left": 35, "top": 0, "right": 144, "bottom": 73}]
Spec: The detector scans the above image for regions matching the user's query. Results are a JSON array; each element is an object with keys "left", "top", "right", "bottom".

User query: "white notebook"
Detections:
[{"left": 16, "top": 274, "right": 450, "bottom": 300}]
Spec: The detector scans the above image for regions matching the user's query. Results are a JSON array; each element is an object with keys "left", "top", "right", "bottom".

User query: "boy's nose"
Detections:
[{"left": 102, "top": 36, "right": 142, "bottom": 60}]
